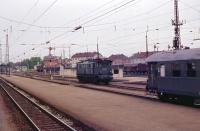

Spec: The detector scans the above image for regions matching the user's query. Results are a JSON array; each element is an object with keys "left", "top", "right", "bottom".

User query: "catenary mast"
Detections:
[{"left": 172, "top": 0, "right": 183, "bottom": 50}]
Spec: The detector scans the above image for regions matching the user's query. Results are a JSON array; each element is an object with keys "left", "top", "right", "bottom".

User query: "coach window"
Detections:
[
  {"left": 187, "top": 63, "right": 196, "bottom": 77},
  {"left": 172, "top": 63, "right": 181, "bottom": 77},
  {"left": 160, "top": 65, "right": 165, "bottom": 77}
]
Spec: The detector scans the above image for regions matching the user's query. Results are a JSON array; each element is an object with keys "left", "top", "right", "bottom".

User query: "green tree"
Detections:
[{"left": 21, "top": 57, "right": 41, "bottom": 69}]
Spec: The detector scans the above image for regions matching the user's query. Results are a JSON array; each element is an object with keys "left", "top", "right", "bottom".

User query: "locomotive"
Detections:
[
  {"left": 146, "top": 48, "right": 200, "bottom": 104},
  {"left": 76, "top": 59, "right": 113, "bottom": 84}
]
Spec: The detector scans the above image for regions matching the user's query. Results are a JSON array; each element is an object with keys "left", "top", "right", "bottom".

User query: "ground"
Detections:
[
  {"left": 0, "top": 91, "right": 17, "bottom": 131},
  {"left": 2, "top": 75, "right": 200, "bottom": 131}
]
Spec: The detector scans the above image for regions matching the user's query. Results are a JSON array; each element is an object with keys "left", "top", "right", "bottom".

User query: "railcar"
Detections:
[
  {"left": 146, "top": 48, "right": 200, "bottom": 104},
  {"left": 77, "top": 59, "right": 113, "bottom": 84},
  {"left": 123, "top": 64, "right": 148, "bottom": 76}
]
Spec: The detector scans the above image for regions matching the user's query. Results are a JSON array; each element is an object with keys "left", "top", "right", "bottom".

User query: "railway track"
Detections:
[{"left": 0, "top": 78, "right": 93, "bottom": 131}]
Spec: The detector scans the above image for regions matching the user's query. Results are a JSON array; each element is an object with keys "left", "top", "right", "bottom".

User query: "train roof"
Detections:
[
  {"left": 146, "top": 48, "right": 200, "bottom": 62},
  {"left": 77, "top": 59, "right": 112, "bottom": 64}
]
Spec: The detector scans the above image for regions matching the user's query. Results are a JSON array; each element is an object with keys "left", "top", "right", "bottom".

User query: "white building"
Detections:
[{"left": 71, "top": 52, "right": 103, "bottom": 67}]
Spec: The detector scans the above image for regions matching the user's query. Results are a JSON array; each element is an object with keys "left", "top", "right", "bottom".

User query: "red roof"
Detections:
[
  {"left": 71, "top": 52, "right": 100, "bottom": 58},
  {"left": 108, "top": 54, "right": 128, "bottom": 61},
  {"left": 133, "top": 51, "right": 157, "bottom": 59}
]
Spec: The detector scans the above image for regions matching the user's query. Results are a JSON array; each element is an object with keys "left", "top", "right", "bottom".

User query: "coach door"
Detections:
[{"left": 149, "top": 62, "right": 159, "bottom": 90}]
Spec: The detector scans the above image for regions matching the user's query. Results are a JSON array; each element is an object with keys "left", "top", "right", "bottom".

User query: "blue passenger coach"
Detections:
[{"left": 146, "top": 48, "right": 200, "bottom": 103}]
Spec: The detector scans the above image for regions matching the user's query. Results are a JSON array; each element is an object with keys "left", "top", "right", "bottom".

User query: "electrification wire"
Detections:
[
  {"left": 77, "top": 0, "right": 137, "bottom": 25},
  {"left": 60, "top": 0, "right": 117, "bottom": 27},
  {"left": 180, "top": 1, "right": 200, "bottom": 13},
  {"left": 0, "top": 15, "right": 43, "bottom": 28},
  {"left": 81, "top": 0, "right": 136, "bottom": 25},
  {"left": 33, "top": 0, "right": 140, "bottom": 29},
  {"left": 0, "top": 15, "right": 73, "bottom": 29},
  {"left": 15, "top": 0, "right": 59, "bottom": 42},
  {"left": 85, "top": 0, "right": 171, "bottom": 27},
  {"left": 19, "top": 0, "right": 40, "bottom": 25},
  {"left": 44, "top": 0, "right": 139, "bottom": 43},
  {"left": 33, "top": 0, "right": 58, "bottom": 23},
  {"left": 10, "top": 1, "right": 200, "bottom": 61}
]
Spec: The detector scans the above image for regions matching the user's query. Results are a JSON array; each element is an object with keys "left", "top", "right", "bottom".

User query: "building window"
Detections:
[
  {"left": 172, "top": 64, "right": 181, "bottom": 77},
  {"left": 114, "top": 69, "right": 119, "bottom": 74},
  {"left": 187, "top": 63, "right": 196, "bottom": 77}
]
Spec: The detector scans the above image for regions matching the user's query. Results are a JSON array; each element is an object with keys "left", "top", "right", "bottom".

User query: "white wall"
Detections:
[
  {"left": 60, "top": 68, "right": 77, "bottom": 77},
  {"left": 112, "top": 68, "right": 123, "bottom": 78}
]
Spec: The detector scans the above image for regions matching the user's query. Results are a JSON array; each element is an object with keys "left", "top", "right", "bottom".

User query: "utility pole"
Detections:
[
  {"left": 68, "top": 46, "right": 71, "bottom": 59},
  {"left": 97, "top": 37, "right": 99, "bottom": 59},
  {"left": 145, "top": 26, "right": 149, "bottom": 57},
  {"left": 5, "top": 30, "right": 10, "bottom": 76},
  {"left": 172, "top": 0, "right": 183, "bottom": 50}
]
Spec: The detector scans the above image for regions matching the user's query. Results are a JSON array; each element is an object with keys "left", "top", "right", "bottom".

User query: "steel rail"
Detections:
[{"left": 0, "top": 78, "right": 77, "bottom": 131}]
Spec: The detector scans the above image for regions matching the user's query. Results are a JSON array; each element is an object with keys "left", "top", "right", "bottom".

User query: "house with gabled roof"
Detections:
[
  {"left": 130, "top": 51, "right": 157, "bottom": 64},
  {"left": 71, "top": 52, "right": 103, "bottom": 67}
]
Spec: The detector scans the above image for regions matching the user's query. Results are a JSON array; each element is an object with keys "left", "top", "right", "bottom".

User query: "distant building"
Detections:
[
  {"left": 42, "top": 54, "right": 62, "bottom": 74},
  {"left": 71, "top": 52, "right": 103, "bottom": 67},
  {"left": 130, "top": 51, "right": 156, "bottom": 64},
  {"left": 108, "top": 54, "right": 130, "bottom": 65},
  {"left": 108, "top": 54, "right": 130, "bottom": 78},
  {"left": 62, "top": 58, "right": 71, "bottom": 68}
]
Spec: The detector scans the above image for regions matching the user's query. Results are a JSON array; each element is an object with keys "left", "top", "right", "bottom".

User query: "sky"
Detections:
[{"left": 0, "top": 0, "right": 199, "bottom": 62}]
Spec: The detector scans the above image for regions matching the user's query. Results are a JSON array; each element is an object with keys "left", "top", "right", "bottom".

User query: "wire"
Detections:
[
  {"left": 85, "top": 0, "right": 171, "bottom": 27},
  {"left": 33, "top": 0, "right": 58, "bottom": 23},
  {"left": 42, "top": 0, "right": 139, "bottom": 43},
  {"left": 15, "top": 0, "right": 59, "bottom": 42},
  {"left": 0, "top": 15, "right": 43, "bottom": 28},
  {"left": 180, "top": 1, "right": 200, "bottom": 13},
  {"left": 19, "top": 0, "right": 40, "bottom": 25},
  {"left": 60, "top": 0, "right": 117, "bottom": 26},
  {"left": 81, "top": 0, "right": 137, "bottom": 25}
]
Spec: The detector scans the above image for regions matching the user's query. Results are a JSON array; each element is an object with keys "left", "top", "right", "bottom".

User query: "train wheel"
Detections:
[
  {"left": 105, "top": 81, "right": 109, "bottom": 85},
  {"left": 158, "top": 92, "right": 168, "bottom": 102},
  {"left": 179, "top": 96, "right": 194, "bottom": 105}
]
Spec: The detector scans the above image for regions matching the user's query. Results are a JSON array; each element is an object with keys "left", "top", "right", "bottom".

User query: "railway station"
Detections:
[{"left": 0, "top": 0, "right": 200, "bottom": 130}]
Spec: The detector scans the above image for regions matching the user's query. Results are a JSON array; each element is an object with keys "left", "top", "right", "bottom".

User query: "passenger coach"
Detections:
[{"left": 146, "top": 48, "right": 200, "bottom": 103}]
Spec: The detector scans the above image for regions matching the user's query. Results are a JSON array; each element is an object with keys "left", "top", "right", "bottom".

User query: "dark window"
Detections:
[
  {"left": 187, "top": 63, "right": 196, "bottom": 77},
  {"left": 172, "top": 64, "right": 181, "bottom": 77},
  {"left": 114, "top": 69, "right": 119, "bottom": 74}
]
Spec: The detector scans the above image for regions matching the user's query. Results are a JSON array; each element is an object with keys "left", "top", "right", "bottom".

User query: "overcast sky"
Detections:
[{"left": 0, "top": 0, "right": 199, "bottom": 62}]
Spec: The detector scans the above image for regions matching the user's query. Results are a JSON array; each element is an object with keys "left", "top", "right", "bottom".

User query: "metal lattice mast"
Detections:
[
  {"left": 6, "top": 33, "right": 10, "bottom": 75},
  {"left": 172, "top": 0, "right": 183, "bottom": 50}
]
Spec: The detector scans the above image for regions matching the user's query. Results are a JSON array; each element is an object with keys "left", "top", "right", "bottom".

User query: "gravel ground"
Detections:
[
  {"left": 0, "top": 88, "right": 33, "bottom": 131},
  {"left": 2, "top": 75, "right": 200, "bottom": 131}
]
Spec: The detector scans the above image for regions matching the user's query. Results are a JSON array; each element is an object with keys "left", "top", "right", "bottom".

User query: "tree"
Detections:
[{"left": 21, "top": 57, "right": 41, "bottom": 69}]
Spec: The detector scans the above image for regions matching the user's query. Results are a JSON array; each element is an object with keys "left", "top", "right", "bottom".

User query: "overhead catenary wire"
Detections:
[
  {"left": 81, "top": 0, "right": 137, "bottom": 25},
  {"left": 60, "top": 0, "right": 118, "bottom": 27},
  {"left": 84, "top": 0, "right": 171, "bottom": 27},
  {"left": 19, "top": 0, "right": 40, "bottom": 26},
  {"left": 15, "top": 0, "right": 59, "bottom": 42},
  {"left": 32, "top": 0, "right": 58, "bottom": 23},
  {"left": 43, "top": 0, "right": 139, "bottom": 43},
  {"left": 9, "top": 0, "right": 200, "bottom": 61},
  {"left": 180, "top": 1, "right": 200, "bottom": 13}
]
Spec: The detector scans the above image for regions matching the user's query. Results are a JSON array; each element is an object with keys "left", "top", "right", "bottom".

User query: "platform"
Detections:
[{"left": 2, "top": 75, "right": 200, "bottom": 131}]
